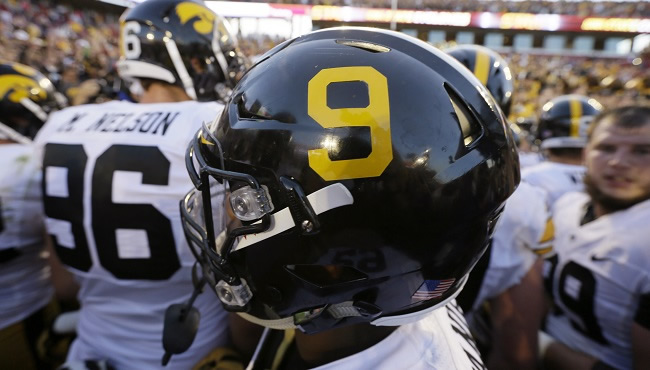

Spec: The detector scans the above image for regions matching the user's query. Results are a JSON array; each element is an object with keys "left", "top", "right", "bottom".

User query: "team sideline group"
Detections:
[{"left": 1, "top": 0, "right": 649, "bottom": 369}]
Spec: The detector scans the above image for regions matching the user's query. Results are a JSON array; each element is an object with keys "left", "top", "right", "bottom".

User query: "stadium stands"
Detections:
[
  {"left": 233, "top": 0, "right": 650, "bottom": 18},
  {"left": 1, "top": 0, "right": 647, "bottom": 113}
]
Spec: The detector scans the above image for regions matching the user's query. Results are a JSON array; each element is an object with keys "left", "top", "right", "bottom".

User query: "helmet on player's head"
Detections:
[
  {"left": 535, "top": 94, "right": 603, "bottom": 150},
  {"left": 116, "top": 0, "right": 248, "bottom": 102},
  {"left": 181, "top": 27, "right": 519, "bottom": 334},
  {"left": 446, "top": 44, "right": 514, "bottom": 117},
  {"left": 0, "top": 62, "right": 64, "bottom": 142}
]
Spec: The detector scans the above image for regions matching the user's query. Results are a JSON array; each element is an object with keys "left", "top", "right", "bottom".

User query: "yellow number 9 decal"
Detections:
[{"left": 307, "top": 66, "right": 392, "bottom": 181}]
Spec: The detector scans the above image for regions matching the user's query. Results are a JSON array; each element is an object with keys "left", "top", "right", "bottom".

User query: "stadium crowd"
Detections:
[
  {"left": 506, "top": 52, "right": 649, "bottom": 124},
  {"left": 1, "top": 0, "right": 649, "bottom": 370},
  {"left": 2, "top": 0, "right": 647, "bottom": 115},
  {"left": 245, "top": 0, "right": 650, "bottom": 18},
  {"left": 0, "top": 0, "right": 122, "bottom": 105}
]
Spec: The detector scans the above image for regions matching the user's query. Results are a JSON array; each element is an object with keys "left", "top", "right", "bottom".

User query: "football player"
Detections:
[
  {"left": 523, "top": 94, "right": 603, "bottom": 205},
  {"left": 0, "top": 62, "right": 65, "bottom": 369},
  {"left": 456, "top": 181, "right": 552, "bottom": 369},
  {"left": 448, "top": 45, "right": 552, "bottom": 369},
  {"left": 33, "top": 0, "right": 248, "bottom": 368},
  {"left": 541, "top": 106, "right": 650, "bottom": 369},
  {"left": 180, "top": 27, "right": 519, "bottom": 369}
]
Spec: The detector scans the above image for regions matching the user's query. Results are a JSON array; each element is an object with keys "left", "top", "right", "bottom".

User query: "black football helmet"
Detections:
[
  {"left": 535, "top": 94, "right": 603, "bottom": 149},
  {"left": 446, "top": 44, "right": 514, "bottom": 117},
  {"left": 181, "top": 27, "right": 519, "bottom": 334},
  {"left": 116, "top": 0, "right": 248, "bottom": 101},
  {"left": 0, "top": 62, "right": 64, "bottom": 142}
]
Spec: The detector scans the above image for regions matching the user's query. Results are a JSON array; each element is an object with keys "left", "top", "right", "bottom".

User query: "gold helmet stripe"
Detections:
[
  {"left": 473, "top": 50, "right": 490, "bottom": 86},
  {"left": 569, "top": 99, "right": 583, "bottom": 137}
]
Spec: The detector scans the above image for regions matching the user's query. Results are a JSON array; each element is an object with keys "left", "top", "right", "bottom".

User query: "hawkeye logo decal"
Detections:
[
  {"left": 0, "top": 75, "right": 44, "bottom": 103},
  {"left": 176, "top": 2, "right": 215, "bottom": 35}
]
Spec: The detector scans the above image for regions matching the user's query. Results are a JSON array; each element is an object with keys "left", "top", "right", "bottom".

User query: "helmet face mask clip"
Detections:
[{"left": 182, "top": 125, "right": 326, "bottom": 312}]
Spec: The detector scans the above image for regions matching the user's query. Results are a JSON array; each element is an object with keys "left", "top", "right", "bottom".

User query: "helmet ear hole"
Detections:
[
  {"left": 445, "top": 44, "right": 514, "bottom": 117},
  {"left": 445, "top": 84, "right": 483, "bottom": 148}
]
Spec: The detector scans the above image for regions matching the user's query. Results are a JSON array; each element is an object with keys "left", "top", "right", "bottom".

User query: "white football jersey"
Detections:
[
  {"left": 468, "top": 182, "right": 550, "bottom": 314},
  {"left": 317, "top": 302, "right": 484, "bottom": 370},
  {"left": 34, "top": 100, "right": 228, "bottom": 369},
  {"left": 0, "top": 143, "right": 53, "bottom": 329},
  {"left": 544, "top": 192, "right": 650, "bottom": 369},
  {"left": 518, "top": 151, "right": 543, "bottom": 170},
  {"left": 250, "top": 300, "right": 485, "bottom": 370},
  {"left": 522, "top": 161, "right": 585, "bottom": 206}
]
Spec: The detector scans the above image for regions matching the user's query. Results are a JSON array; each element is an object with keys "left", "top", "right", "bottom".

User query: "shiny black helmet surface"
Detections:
[
  {"left": 446, "top": 44, "right": 514, "bottom": 117},
  {"left": 535, "top": 94, "right": 603, "bottom": 149},
  {"left": 182, "top": 27, "right": 519, "bottom": 334},
  {"left": 116, "top": 0, "right": 248, "bottom": 101},
  {"left": 0, "top": 61, "right": 64, "bottom": 142}
]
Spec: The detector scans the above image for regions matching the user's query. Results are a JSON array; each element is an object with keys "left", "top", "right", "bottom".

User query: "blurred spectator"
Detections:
[
  {"left": 1, "top": 0, "right": 648, "bottom": 110},
  {"left": 0, "top": 0, "right": 120, "bottom": 105},
  {"left": 234, "top": 0, "right": 649, "bottom": 17},
  {"left": 506, "top": 51, "right": 650, "bottom": 125}
]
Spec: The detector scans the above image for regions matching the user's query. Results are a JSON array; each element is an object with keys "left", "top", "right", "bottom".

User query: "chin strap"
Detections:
[
  {"left": 236, "top": 301, "right": 367, "bottom": 331},
  {"left": 235, "top": 275, "right": 466, "bottom": 332},
  {"left": 236, "top": 312, "right": 296, "bottom": 330}
]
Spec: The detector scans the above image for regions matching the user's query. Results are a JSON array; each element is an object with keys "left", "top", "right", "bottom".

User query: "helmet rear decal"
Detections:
[
  {"left": 0, "top": 75, "right": 46, "bottom": 103},
  {"left": 176, "top": 2, "right": 215, "bottom": 35},
  {"left": 0, "top": 62, "right": 61, "bottom": 141},
  {"left": 307, "top": 66, "right": 392, "bottom": 181}
]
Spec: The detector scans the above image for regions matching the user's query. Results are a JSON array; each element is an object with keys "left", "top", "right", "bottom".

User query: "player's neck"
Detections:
[
  {"left": 139, "top": 83, "right": 192, "bottom": 103},
  {"left": 293, "top": 323, "right": 397, "bottom": 367},
  {"left": 593, "top": 202, "right": 611, "bottom": 218},
  {"left": 548, "top": 155, "right": 583, "bottom": 166}
]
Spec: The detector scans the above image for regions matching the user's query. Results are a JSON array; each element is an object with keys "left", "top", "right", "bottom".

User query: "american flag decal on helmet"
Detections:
[{"left": 411, "top": 279, "right": 455, "bottom": 302}]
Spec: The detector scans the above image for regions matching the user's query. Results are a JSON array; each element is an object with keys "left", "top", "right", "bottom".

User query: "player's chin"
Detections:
[{"left": 600, "top": 186, "right": 650, "bottom": 208}]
